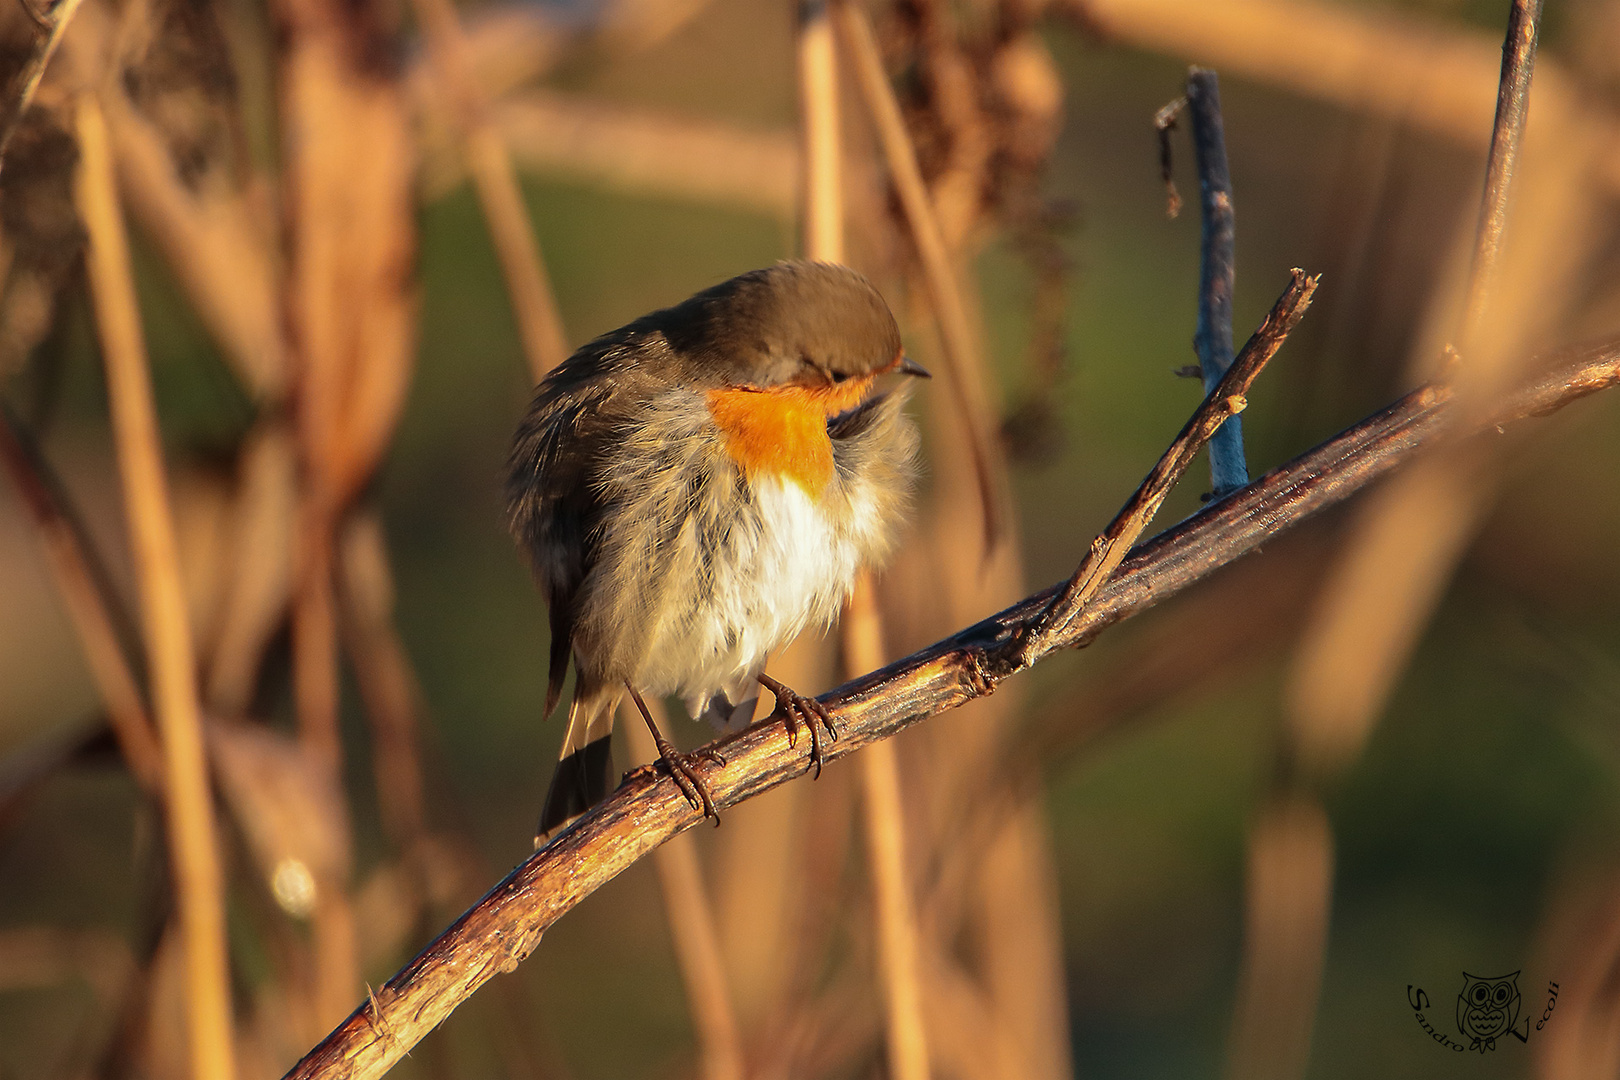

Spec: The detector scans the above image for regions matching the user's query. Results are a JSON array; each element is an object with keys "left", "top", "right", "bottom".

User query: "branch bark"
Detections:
[{"left": 284, "top": 323, "right": 1620, "bottom": 1078}]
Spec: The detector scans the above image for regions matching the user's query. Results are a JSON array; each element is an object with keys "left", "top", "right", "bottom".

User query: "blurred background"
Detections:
[{"left": 2, "top": 0, "right": 1620, "bottom": 1077}]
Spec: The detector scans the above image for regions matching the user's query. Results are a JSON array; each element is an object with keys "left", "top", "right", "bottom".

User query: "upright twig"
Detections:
[
  {"left": 1459, "top": 0, "right": 1543, "bottom": 344},
  {"left": 834, "top": 0, "right": 1005, "bottom": 555},
  {"left": 280, "top": 325, "right": 1620, "bottom": 1080},
  {"left": 0, "top": 409, "right": 164, "bottom": 793},
  {"left": 73, "top": 92, "right": 236, "bottom": 1080},
  {"left": 412, "top": 0, "right": 570, "bottom": 383},
  {"left": 1185, "top": 69, "right": 1247, "bottom": 496}
]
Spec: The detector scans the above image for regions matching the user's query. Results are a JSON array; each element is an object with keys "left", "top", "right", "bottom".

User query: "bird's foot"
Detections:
[
  {"left": 655, "top": 740, "right": 724, "bottom": 823},
  {"left": 758, "top": 672, "right": 838, "bottom": 777},
  {"left": 625, "top": 682, "right": 724, "bottom": 824}
]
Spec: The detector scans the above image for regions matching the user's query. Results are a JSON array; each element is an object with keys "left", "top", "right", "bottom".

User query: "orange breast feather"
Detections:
[{"left": 706, "top": 378, "right": 873, "bottom": 499}]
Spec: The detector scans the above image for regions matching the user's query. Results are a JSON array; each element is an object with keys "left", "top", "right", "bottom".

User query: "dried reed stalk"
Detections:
[
  {"left": 411, "top": 0, "right": 569, "bottom": 383},
  {"left": 798, "top": 0, "right": 842, "bottom": 263},
  {"left": 0, "top": 410, "right": 164, "bottom": 792},
  {"left": 848, "top": 575, "right": 932, "bottom": 1080},
  {"left": 276, "top": 0, "right": 417, "bottom": 1026},
  {"left": 802, "top": 17, "right": 933, "bottom": 1075},
  {"left": 1284, "top": 0, "right": 1549, "bottom": 784},
  {"left": 485, "top": 92, "right": 799, "bottom": 218},
  {"left": 205, "top": 424, "right": 297, "bottom": 716},
  {"left": 623, "top": 701, "right": 745, "bottom": 1080},
  {"left": 73, "top": 90, "right": 236, "bottom": 1080},
  {"left": 835, "top": 0, "right": 1005, "bottom": 553},
  {"left": 338, "top": 513, "right": 429, "bottom": 851},
  {"left": 1223, "top": 798, "right": 1334, "bottom": 1080}
]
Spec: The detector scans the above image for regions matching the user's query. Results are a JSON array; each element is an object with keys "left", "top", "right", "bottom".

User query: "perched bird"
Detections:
[{"left": 507, "top": 261, "right": 926, "bottom": 837}]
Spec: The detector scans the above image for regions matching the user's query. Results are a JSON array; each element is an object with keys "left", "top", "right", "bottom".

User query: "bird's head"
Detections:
[{"left": 657, "top": 261, "right": 929, "bottom": 412}]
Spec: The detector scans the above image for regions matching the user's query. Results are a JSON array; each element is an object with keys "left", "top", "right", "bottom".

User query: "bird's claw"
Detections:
[
  {"left": 656, "top": 747, "right": 721, "bottom": 825},
  {"left": 759, "top": 674, "right": 838, "bottom": 778}
]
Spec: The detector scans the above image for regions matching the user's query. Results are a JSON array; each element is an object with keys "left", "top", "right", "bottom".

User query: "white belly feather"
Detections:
[{"left": 637, "top": 473, "right": 883, "bottom": 724}]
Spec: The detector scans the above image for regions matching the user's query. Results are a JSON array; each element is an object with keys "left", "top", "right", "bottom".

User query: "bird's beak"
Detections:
[{"left": 896, "top": 355, "right": 932, "bottom": 378}]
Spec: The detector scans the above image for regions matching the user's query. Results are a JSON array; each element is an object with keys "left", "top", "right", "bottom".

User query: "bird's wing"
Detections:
[{"left": 507, "top": 339, "right": 643, "bottom": 717}]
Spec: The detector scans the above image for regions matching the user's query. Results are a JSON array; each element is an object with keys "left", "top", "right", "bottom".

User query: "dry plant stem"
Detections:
[
  {"left": 801, "top": 25, "right": 930, "bottom": 1076},
  {"left": 834, "top": 0, "right": 1004, "bottom": 553},
  {"left": 294, "top": 537, "right": 344, "bottom": 780},
  {"left": 798, "top": 0, "right": 843, "bottom": 264},
  {"left": 278, "top": 0, "right": 415, "bottom": 1022},
  {"left": 623, "top": 702, "right": 744, "bottom": 1080},
  {"left": 1009, "top": 269, "right": 1317, "bottom": 668},
  {"left": 1224, "top": 797, "right": 1334, "bottom": 1080},
  {"left": 846, "top": 574, "right": 932, "bottom": 1080},
  {"left": 339, "top": 514, "right": 429, "bottom": 848},
  {"left": 1460, "top": 0, "right": 1542, "bottom": 341},
  {"left": 283, "top": 335, "right": 1620, "bottom": 1080},
  {"left": 860, "top": 742, "right": 931, "bottom": 1080},
  {"left": 0, "top": 0, "right": 86, "bottom": 166},
  {"left": 1185, "top": 69, "right": 1247, "bottom": 496},
  {"left": 488, "top": 92, "right": 799, "bottom": 218},
  {"left": 0, "top": 411, "right": 165, "bottom": 792},
  {"left": 411, "top": 0, "right": 569, "bottom": 382},
  {"left": 73, "top": 93, "right": 236, "bottom": 1080}
]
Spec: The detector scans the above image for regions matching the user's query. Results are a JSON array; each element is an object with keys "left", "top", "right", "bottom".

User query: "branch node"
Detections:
[{"left": 963, "top": 649, "right": 996, "bottom": 699}]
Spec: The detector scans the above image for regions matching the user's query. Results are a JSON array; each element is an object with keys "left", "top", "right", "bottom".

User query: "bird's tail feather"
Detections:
[{"left": 537, "top": 681, "right": 620, "bottom": 840}]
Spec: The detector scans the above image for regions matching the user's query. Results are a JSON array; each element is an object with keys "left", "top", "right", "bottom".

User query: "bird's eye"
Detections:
[{"left": 830, "top": 371, "right": 849, "bottom": 383}]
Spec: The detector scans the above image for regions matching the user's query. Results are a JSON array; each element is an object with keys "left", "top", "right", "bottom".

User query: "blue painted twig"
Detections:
[{"left": 1186, "top": 68, "right": 1248, "bottom": 497}]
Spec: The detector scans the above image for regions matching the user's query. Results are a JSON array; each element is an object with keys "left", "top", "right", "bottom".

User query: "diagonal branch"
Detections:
[
  {"left": 284, "top": 324, "right": 1620, "bottom": 1079},
  {"left": 1005, "top": 268, "right": 1317, "bottom": 668}
]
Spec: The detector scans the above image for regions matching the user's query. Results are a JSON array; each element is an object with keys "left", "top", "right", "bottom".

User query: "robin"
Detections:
[{"left": 507, "top": 260, "right": 928, "bottom": 838}]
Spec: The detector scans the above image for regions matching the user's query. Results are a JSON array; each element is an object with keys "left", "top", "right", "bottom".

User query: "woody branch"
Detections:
[{"left": 284, "top": 284, "right": 1620, "bottom": 1078}]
